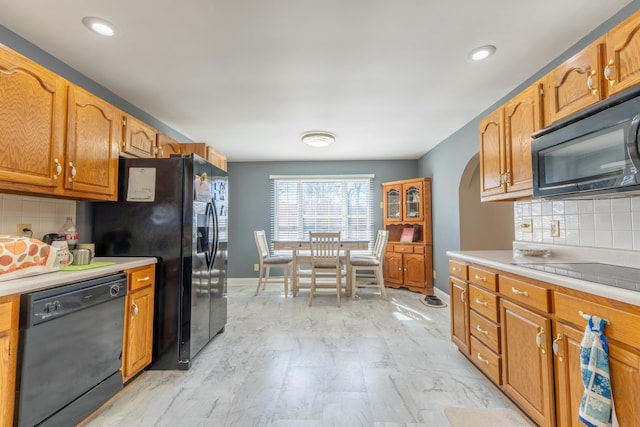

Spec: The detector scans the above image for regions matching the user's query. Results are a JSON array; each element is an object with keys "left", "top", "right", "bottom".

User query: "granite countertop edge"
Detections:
[
  {"left": 446, "top": 250, "right": 640, "bottom": 307},
  {"left": 0, "top": 257, "right": 157, "bottom": 297}
]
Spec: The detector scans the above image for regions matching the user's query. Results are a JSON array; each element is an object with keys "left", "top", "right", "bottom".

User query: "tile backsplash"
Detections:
[
  {"left": 0, "top": 193, "right": 76, "bottom": 240},
  {"left": 514, "top": 196, "right": 640, "bottom": 250}
]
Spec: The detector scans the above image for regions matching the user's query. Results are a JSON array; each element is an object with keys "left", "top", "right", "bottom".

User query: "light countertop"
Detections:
[
  {"left": 446, "top": 246, "right": 640, "bottom": 306},
  {"left": 0, "top": 257, "right": 157, "bottom": 297}
]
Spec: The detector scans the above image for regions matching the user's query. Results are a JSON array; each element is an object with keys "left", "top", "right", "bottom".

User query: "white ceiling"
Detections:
[{"left": 0, "top": 1, "right": 633, "bottom": 162}]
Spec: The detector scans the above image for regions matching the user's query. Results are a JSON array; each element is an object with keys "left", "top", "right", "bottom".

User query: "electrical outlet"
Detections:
[
  {"left": 550, "top": 220, "right": 560, "bottom": 237},
  {"left": 254, "top": 264, "right": 259, "bottom": 272},
  {"left": 521, "top": 218, "right": 532, "bottom": 233},
  {"left": 432, "top": 270, "right": 437, "bottom": 280},
  {"left": 17, "top": 223, "right": 31, "bottom": 236}
]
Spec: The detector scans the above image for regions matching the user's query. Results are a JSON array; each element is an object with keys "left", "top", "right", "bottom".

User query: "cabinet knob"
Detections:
[
  {"left": 535, "top": 327, "right": 546, "bottom": 354},
  {"left": 475, "top": 325, "right": 489, "bottom": 336},
  {"left": 552, "top": 333, "right": 563, "bottom": 363},
  {"left": 476, "top": 353, "right": 489, "bottom": 365},
  {"left": 604, "top": 59, "right": 616, "bottom": 86},
  {"left": 474, "top": 274, "right": 486, "bottom": 282},
  {"left": 53, "top": 158, "right": 62, "bottom": 180},
  {"left": 68, "top": 162, "right": 77, "bottom": 183},
  {"left": 511, "top": 287, "right": 529, "bottom": 297},
  {"left": 587, "top": 69, "right": 598, "bottom": 95},
  {"left": 474, "top": 297, "right": 488, "bottom": 307},
  {"left": 131, "top": 302, "right": 139, "bottom": 317},
  {"left": 460, "top": 290, "right": 466, "bottom": 305}
]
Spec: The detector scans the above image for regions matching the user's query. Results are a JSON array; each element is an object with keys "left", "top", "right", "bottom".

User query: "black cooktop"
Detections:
[{"left": 515, "top": 262, "right": 640, "bottom": 292}]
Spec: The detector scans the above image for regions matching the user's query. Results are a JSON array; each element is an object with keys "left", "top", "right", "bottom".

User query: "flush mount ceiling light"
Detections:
[
  {"left": 466, "top": 45, "right": 497, "bottom": 62},
  {"left": 82, "top": 16, "right": 119, "bottom": 37},
  {"left": 301, "top": 131, "right": 336, "bottom": 148}
]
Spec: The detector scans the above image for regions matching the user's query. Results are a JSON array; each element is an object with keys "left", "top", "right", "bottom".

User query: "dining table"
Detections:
[{"left": 272, "top": 240, "right": 369, "bottom": 297}]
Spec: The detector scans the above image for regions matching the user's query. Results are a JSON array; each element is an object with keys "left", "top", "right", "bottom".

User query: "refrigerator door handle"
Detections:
[
  {"left": 211, "top": 199, "right": 219, "bottom": 269},
  {"left": 204, "top": 201, "right": 214, "bottom": 270}
]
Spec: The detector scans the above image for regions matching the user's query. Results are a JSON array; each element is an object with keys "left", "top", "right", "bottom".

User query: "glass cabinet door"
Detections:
[
  {"left": 404, "top": 185, "right": 421, "bottom": 220},
  {"left": 386, "top": 188, "right": 401, "bottom": 219}
]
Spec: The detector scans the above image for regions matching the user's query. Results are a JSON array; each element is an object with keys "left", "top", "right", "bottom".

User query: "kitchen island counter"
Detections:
[{"left": 0, "top": 257, "right": 157, "bottom": 297}]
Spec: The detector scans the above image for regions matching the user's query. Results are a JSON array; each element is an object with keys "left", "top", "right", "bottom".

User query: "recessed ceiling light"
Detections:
[
  {"left": 466, "top": 45, "right": 497, "bottom": 62},
  {"left": 82, "top": 16, "right": 119, "bottom": 37},
  {"left": 301, "top": 131, "right": 336, "bottom": 148}
]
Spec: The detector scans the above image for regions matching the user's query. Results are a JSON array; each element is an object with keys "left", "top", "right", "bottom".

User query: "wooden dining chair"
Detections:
[
  {"left": 349, "top": 229, "right": 389, "bottom": 300},
  {"left": 308, "top": 232, "right": 344, "bottom": 307},
  {"left": 254, "top": 230, "right": 293, "bottom": 297}
]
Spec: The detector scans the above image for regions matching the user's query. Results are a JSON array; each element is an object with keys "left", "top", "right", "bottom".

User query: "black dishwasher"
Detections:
[{"left": 15, "top": 273, "right": 127, "bottom": 427}]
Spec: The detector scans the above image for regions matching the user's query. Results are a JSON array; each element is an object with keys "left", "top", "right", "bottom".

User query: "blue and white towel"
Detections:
[{"left": 578, "top": 315, "right": 618, "bottom": 427}]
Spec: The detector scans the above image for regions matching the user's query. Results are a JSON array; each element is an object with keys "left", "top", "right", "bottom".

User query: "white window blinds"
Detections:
[{"left": 270, "top": 175, "right": 374, "bottom": 252}]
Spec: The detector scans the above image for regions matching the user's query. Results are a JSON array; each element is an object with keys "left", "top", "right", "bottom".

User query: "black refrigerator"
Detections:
[{"left": 92, "top": 154, "right": 227, "bottom": 370}]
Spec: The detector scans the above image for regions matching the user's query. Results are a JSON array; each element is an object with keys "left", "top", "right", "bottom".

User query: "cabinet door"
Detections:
[
  {"left": 450, "top": 277, "right": 469, "bottom": 355},
  {"left": 553, "top": 321, "right": 640, "bottom": 427},
  {"left": 383, "top": 184, "right": 402, "bottom": 221},
  {"left": 122, "top": 115, "right": 157, "bottom": 158},
  {"left": 0, "top": 295, "right": 19, "bottom": 426},
  {"left": 122, "top": 285, "right": 154, "bottom": 382},
  {"left": 604, "top": 9, "right": 640, "bottom": 96},
  {"left": 65, "top": 85, "right": 119, "bottom": 200},
  {"left": 501, "top": 299, "right": 555, "bottom": 427},
  {"left": 404, "top": 253, "right": 425, "bottom": 288},
  {"left": 383, "top": 252, "right": 403, "bottom": 285},
  {"left": 156, "top": 133, "right": 182, "bottom": 158},
  {"left": 0, "top": 46, "right": 66, "bottom": 194},
  {"left": 503, "top": 83, "right": 541, "bottom": 198},
  {"left": 402, "top": 181, "right": 424, "bottom": 222},
  {"left": 543, "top": 41, "right": 604, "bottom": 125},
  {"left": 479, "top": 108, "right": 505, "bottom": 200}
]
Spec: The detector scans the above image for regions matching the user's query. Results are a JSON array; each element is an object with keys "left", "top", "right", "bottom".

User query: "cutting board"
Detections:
[{"left": 59, "top": 261, "right": 116, "bottom": 271}]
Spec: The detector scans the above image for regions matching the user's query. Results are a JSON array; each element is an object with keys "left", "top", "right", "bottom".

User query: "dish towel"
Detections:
[{"left": 578, "top": 315, "right": 619, "bottom": 427}]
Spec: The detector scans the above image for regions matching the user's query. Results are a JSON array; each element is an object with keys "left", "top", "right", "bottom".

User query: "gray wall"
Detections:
[
  {"left": 228, "top": 160, "right": 418, "bottom": 278},
  {"left": 418, "top": 2, "right": 640, "bottom": 293}
]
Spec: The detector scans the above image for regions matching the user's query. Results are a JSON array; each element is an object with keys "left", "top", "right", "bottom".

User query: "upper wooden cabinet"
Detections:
[
  {"left": 156, "top": 133, "right": 183, "bottom": 158},
  {"left": 480, "top": 83, "right": 542, "bottom": 202},
  {"left": 603, "top": 9, "right": 640, "bottom": 97},
  {"left": 183, "top": 142, "right": 227, "bottom": 171},
  {"left": 383, "top": 179, "right": 429, "bottom": 223},
  {"left": 543, "top": 40, "right": 605, "bottom": 125},
  {"left": 121, "top": 114, "right": 158, "bottom": 158},
  {"left": 64, "top": 85, "right": 120, "bottom": 200},
  {"left": 0, "top": 45, "right": 118, "bottom": 201},
  {"left": 0, "top": 45, "right": 67, "bottom": 195}
]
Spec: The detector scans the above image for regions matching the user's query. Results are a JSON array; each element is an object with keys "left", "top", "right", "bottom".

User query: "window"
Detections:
[{"left": 270, "top": 175, "right": 374, "bottom": 252}]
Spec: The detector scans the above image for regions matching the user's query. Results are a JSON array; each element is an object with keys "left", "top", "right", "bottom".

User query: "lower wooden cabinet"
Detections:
[
  {"left": 501, "top": 299, "right": 555, "bottom": 427},
  {"left": 0, "top": 294, "right": 19, "bottom": 426},
  {"left": 122, "top": 265, "right": 155, "bottom": 382},
  {"left": 449, "top": 256, "right": 640, "bottom": 425},
  {"left": 384, "top": 244, "right": 433, "bottom": 294}
]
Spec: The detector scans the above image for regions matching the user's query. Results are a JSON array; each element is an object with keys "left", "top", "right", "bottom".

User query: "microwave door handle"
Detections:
[{"left": 627, "top": 114, "right": 640, "bottom": 169}]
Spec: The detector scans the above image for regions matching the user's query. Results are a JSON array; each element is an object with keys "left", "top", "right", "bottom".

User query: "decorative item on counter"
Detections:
[
  {"left": 60, "top": 217, "right": 78, "bottom": 249},
  {"left": 513, "top": 247, "right": 552, "bottom": 258},
  {"left": 0, "top": 235, "right": 56, "bottom": 281},
  {"left": 51, "top": 240, "right": 73, "bottom": 267}
]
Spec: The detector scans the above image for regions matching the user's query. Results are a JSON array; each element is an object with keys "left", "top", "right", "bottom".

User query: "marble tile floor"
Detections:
[{"left": 86, "top": 280, "right": 515, "bottom": 427}]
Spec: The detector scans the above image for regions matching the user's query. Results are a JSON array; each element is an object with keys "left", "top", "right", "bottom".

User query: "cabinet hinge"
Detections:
[
  {"left": 122, "top": 117, "right": 127, "bottom": 126},
  {"left": 539, "top": 86, "right": 544, "bottom": 97}
]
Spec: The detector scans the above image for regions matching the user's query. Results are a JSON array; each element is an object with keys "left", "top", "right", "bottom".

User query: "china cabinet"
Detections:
[
  {"left": 382, "top": 178, "right": 433, "bottom": 295},
  {"left": 122, "top": 265, "right": 155, "bottom": 382}
]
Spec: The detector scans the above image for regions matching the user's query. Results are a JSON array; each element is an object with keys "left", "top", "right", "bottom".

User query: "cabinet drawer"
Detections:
[
  {"left": 499, "top": 275, "right": 550, "bottom": 313},
  {"left": 469, "top": 266, "right": 497, "bottom": 291},
  {"left": 449, "top": 260, "right": 468, "bottom": 280},
  {"left": 0, "top": 299, "right": 15, "bottom": 332},
  {"left": 394, "top": 245, "right": 414, "bottom": 254},
  {"left": 470, "top": 336, "right": 502, "bottom": 385},
  {"left": 413, "top": 246, "right": 425, "bottom": 254},
  {"left": 469, "top": 284, "right": 499, "bottom": 323},
  {"left": 129, "top": 265, "right": 155, "bottom": 291},
  {"left": 554, "top": 292, "right": 640, "bottom": 348},
  {"left": 470, "top": 310, "right": 500, "bottom": 353}
]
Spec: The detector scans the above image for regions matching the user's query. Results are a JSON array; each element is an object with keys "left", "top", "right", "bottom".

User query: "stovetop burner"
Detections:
[{"left": 514, "top": 262, "right": 640, "bottom": 292}]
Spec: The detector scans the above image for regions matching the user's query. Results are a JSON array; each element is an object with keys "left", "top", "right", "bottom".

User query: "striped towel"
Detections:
[{"left": 578, "top": 315, "right": 618, "bottom": 427}]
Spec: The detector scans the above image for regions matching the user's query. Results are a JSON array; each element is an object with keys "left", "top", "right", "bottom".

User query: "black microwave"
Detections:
[{"left": 532, "top": 87, "right": 640, "bottom": 199}]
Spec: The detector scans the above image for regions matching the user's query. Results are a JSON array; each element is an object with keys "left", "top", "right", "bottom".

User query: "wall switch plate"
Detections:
[
  {"left": 433, "top": 270, "right": 436, "bottom": 280},
  {"left": 521, "top": 218, "right": 532, "bottom": 233},
  {"left": 254, "top": 264, "right": 259, "bottom": 272},
  {"left": 550, "top": 220, "right": 560, "bottom": 237},
  {"left": 17, "top": 223, "right": 32, "bottom": 236}
]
